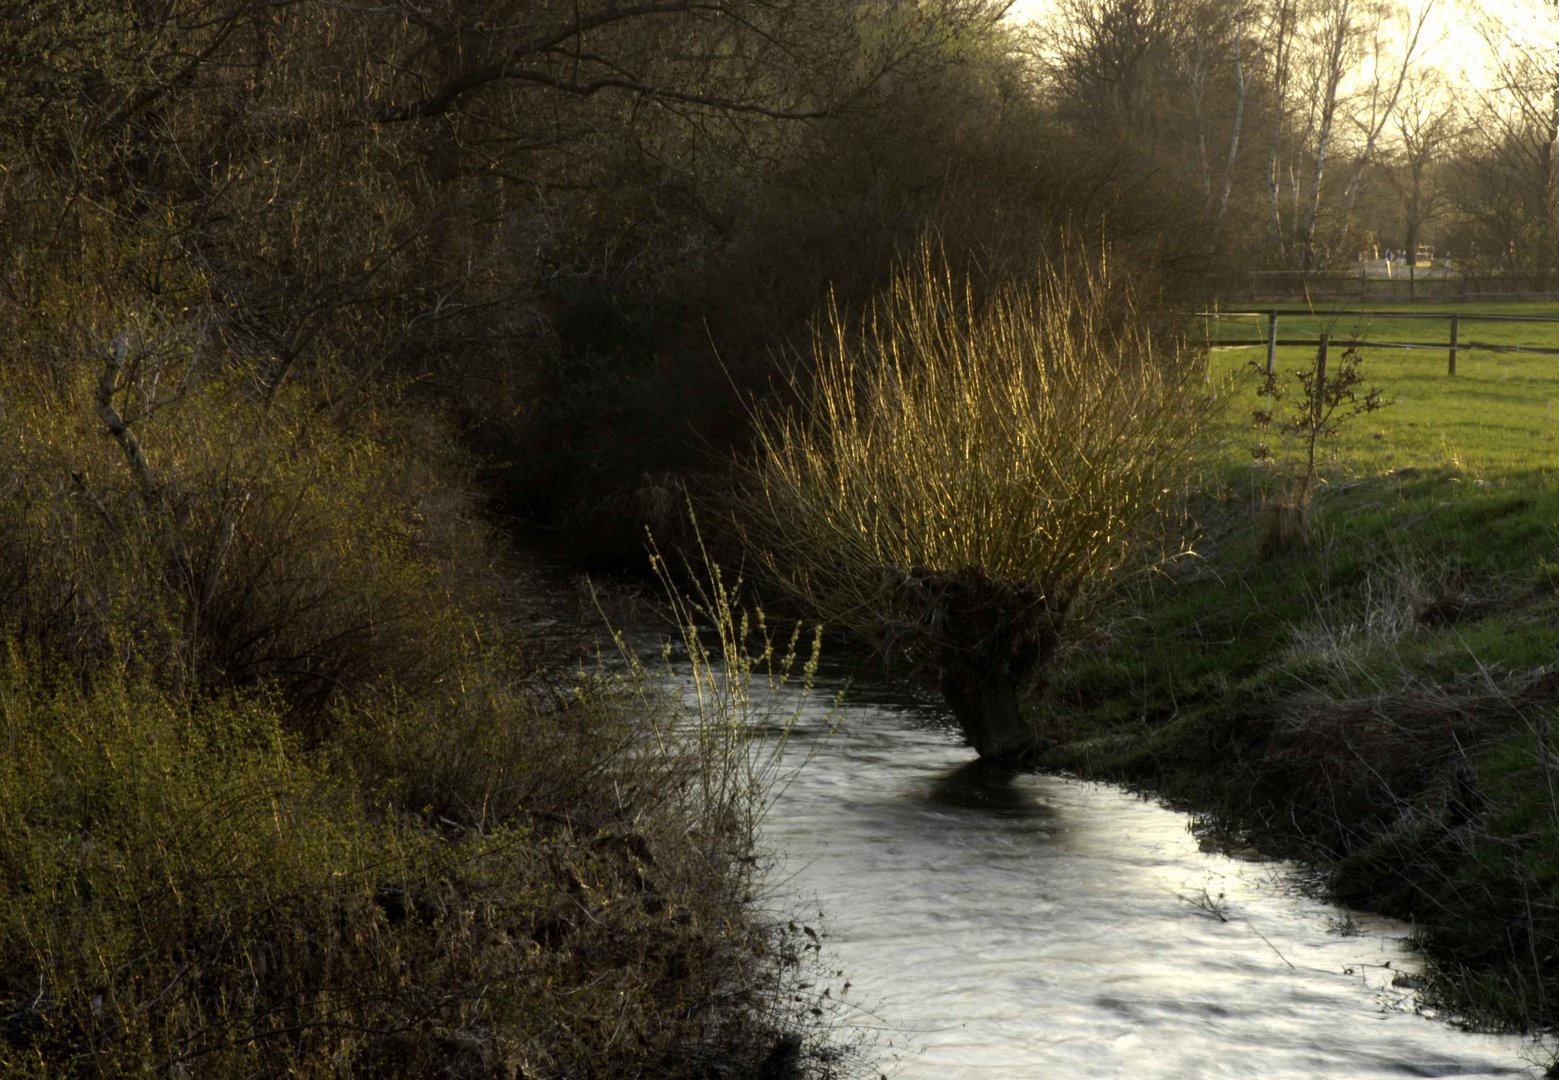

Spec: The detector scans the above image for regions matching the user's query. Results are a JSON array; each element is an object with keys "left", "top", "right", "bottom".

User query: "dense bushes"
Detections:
[
  {"left": 0, "top": 222, "right": 834, "bottom": 1069},
  {"left": 0, "top": 182, "right": 827, "bottom": 1080},
  {"left": 0, "top": 354, "right": 476, "bottom": 723},
  {"left": 0, "top": 2, "right": 1222, "bottom": 570},
  {"left": 0, "top": 334, "right": 828, "bottom": 1075},
  {"left": 0, "top": 651, "right": 815, "bottom": 1078},
  {"left": 0, "top": 3, "right": 882, "bottom": 1071}
]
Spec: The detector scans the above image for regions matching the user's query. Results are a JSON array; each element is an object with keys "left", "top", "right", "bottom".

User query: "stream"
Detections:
[{"left": 760, "top": 673, "right": 1543, "bottom": 1079}]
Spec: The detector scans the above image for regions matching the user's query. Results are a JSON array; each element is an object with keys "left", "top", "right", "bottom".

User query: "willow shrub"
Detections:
[{"left": 740, "top": 244, "right": 1217, "bottom": 759}]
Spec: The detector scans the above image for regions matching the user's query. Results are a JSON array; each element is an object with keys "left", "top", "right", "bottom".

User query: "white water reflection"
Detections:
[{"left": 762, "top": 678, "right": 1541, "bottom": 1079}]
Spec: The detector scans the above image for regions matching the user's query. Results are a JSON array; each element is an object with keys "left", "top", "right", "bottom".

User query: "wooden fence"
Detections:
[{"left": 1195, "top": 308, "right": 1559, "bottom": 376}]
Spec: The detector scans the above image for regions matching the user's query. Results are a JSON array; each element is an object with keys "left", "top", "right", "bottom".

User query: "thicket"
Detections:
[
  {"left": 0, "top": 233, "right": 833, "bottom": 1080},
  {"left": 0, "top": 326, "right": 843, "bottom": 1077},
  {"left": 2, "top": 0, "right": 1215, "bottom": 569},
  {"left": 0, "top": 3, "right": 867, "bottom": 1075}
]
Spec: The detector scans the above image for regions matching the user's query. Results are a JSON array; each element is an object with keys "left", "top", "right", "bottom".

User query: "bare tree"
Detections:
[
  {"left": 1448, "top": 2, "right": 1559, "bottom": 270},
  {"left": 1045, "top": 0, "right": 1270, "bottom": 260},
  {"left": 1262, "top": 0, "right": 1431, "bottom": 268},
  {"left": 1335, "top": 0, "right": 1435, "bottom": 227},
  {"left": 1047, "top": 0, "right": 1185, "bottom": 142},
  {"left": 1, "top": 0, "right": 1017, "bottom": 407},
  {"left": 1182, "top": 0, "right": 1263, "bottom": 249},
  {"left": 1261, "top": 0, "right": 1302, "bottom": 262},
  {"left": 1379, "top": 68, "right": 1463, "bottom": 270}
]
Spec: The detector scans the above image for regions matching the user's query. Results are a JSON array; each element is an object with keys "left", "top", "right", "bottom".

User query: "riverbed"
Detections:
[{"left": 761, "top": 675, "right": 1542, "bottom": 1079}]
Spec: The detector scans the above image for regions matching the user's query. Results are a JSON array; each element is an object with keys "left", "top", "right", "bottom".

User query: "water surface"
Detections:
[{"left": 762, "top": 677, "right": 1540, "bottom": 1078}]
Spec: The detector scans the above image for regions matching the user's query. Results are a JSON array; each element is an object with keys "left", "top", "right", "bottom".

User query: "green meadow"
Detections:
[
  {"left": 1203, "top": 300, "right": 1559, "bottom": 478},
  {"left": 1191, "top": 307, "right": 1559, "bottom": 483}
]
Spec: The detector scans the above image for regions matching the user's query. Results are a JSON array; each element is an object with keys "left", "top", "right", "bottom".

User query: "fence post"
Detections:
[
  {"left": 1315, "top": 334, "right": 1329, "bottom": 430},
  {"left": 1266, "top": 311, "right": 1278, "bottom": 375},
  {"left": 1448, "top": 313, "right": 1459, "bottom": 376}
]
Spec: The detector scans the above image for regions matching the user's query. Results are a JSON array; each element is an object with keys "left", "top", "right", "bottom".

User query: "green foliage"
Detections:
[
  {"left": 0, "top": 657, "right": 470, "bottom": 1075},
  {"left": 0, "top": 644, "right": 828, "bottom": 1078}
]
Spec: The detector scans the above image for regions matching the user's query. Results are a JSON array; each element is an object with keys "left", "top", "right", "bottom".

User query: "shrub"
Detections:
[
  {"left": 1251, "top": 340, "right": 1389, "bottom": 555},
  {"left": 739, "top": 240, "right": 1217, "bottom": 759},
  {"left": 0, "top": 341, "right": 481, "bottom": 727},
  {"left": 0, "top": 573, "right": 833, "bottom": 1078},
  {"left": 0, "top": 653, "right": 467, "bottom": 1076}
]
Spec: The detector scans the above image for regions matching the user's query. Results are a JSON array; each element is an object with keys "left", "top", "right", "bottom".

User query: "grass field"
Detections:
[
  {"left": 1202, "top": 299, "right": 1559, "bottom": 351},
  {"left": 1202, "top": 299, "right": 1559, "bottom": 477}
]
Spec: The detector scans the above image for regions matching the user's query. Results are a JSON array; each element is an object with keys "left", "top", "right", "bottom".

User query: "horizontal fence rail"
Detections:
[
  {"left": 1191, "top": 308, "right": 1559, "bottom": 376},
  {"left": 1213, "top": 338, "right": 1559, "bottom": 354},
  {"left": 1199, "top": 309, "right": 1559, "bottom": 323}
]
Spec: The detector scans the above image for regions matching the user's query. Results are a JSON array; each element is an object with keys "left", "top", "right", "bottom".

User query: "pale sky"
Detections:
[{"left": 1003, "top": 0, "right": 1558, "bottom": 95}]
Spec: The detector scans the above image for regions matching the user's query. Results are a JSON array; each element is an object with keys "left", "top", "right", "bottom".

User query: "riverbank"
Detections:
[
  {"left": 1032, "top": 432, "right": 1559, "bottom": 1061},
  {"left": 0, "top": 354, "right": 835, "bottom": 1078}
]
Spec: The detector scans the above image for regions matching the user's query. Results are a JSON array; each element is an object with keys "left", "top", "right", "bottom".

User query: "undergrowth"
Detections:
[{"left": 0, "top": 301, "right": 847, "bottom": 1076}]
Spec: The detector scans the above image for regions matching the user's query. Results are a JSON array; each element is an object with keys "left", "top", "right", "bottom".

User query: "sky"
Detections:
[{"left": 1002, "top": 0, "right": 1558, "bottom": 95}]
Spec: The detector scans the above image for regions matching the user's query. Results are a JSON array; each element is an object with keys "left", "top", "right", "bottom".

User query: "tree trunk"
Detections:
[
  {"left": 891, "top": 567, "right": 1065, "bottom": 765},
  {"left": 940, "top": 666, "right": 1035, "bottom": 763}
]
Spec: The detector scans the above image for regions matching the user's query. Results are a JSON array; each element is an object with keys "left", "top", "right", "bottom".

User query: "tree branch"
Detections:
[{"left": 375, "top": 1, "right": 763, "bottom": 122}]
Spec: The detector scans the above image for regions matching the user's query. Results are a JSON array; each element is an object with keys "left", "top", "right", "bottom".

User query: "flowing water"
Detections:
[{"left": 760, "top": 675, "right": 1543, "bottom": 1079}]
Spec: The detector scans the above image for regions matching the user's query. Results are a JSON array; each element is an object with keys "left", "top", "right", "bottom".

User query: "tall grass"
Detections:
[
  {"left": 616, "top": 526, "right": 827, "bottom": 846},
  {"left": 741, "top": 240, "right": 1218, "bottom": 638}
]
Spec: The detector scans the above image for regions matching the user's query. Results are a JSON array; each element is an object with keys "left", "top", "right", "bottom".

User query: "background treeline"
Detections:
[
  {"left": 5, "top": 0, "right": 1541, "bottom": 566},
  {"left": 1, "top": 0, "right": 1197, "bottom": 567},
  {"left": 1040, "top": 0, "right": 1559, "bottom": 278}
]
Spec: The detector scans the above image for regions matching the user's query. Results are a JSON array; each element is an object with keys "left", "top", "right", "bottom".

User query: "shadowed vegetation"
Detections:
[
  {"left": 0, "top": 309, "right": 838, "bottom": 1075},
  {"left": 0, "top": 1, "right": 851, "bottom": 1059}
]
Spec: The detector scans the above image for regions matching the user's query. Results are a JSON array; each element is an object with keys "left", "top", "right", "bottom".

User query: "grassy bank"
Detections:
[{"left": 1034, "top": 317, "right": 1559, "bottom": 1054}]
